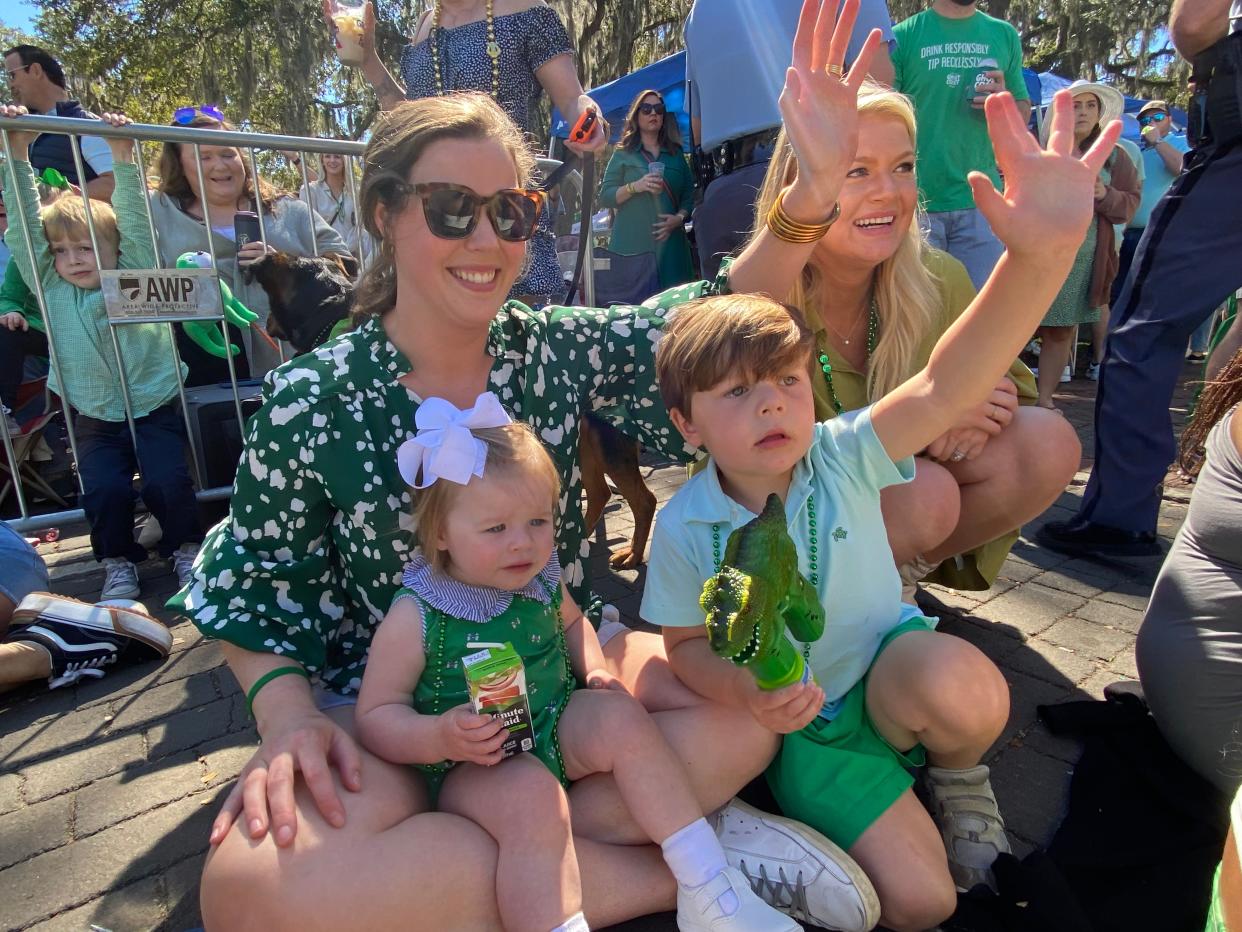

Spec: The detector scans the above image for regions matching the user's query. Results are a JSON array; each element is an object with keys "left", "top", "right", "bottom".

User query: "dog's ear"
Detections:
[{"left": 324, "top": 251, "right": 360, "bottom": 281}]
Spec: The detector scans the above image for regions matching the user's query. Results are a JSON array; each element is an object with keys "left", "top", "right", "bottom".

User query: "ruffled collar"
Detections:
[{"left": 402, "top": 550, "right": 561, "bottom": 623}]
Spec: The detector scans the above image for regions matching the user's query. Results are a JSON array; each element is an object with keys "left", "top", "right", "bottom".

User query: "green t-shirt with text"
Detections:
[{"left": 893, "top": 8, "right": 1028, "bottom": 213}]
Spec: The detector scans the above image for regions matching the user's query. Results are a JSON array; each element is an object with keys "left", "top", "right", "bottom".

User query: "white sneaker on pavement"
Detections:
[
  {"left": 677, "top": 867, "right": 801, "bottom": 932},
  {"left": 922, "top": 763, "right": 1011, "bottom": 892},
  {"left": 101, "top": 558, "right": 141, "bottom": 601},
  {"left": 712, "top": 799, "right": 879, "bottom": 932},
  {"left": 171, "top": 543, "right": 200, "bottom": 588}
]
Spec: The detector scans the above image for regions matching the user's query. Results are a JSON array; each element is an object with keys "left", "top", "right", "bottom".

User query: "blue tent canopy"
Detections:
[
  {"left": 550, "top": 51, "right": 691, "bottom": 149},
  {"left": 552, "top": 54, "right": 1180, "bottom": 148}
]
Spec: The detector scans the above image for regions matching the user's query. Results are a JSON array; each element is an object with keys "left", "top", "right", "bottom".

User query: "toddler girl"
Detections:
[{"left": 355, "top": 392, "right": 798, "bottom": 932}]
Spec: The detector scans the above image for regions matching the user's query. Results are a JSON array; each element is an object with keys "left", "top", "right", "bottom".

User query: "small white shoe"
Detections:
[
  {"left": 713, "top": 799, "right": 879, "bottom": 931},
  {"left": 101, "top": 558, "right": 141, "bottom": 601},
  {"left": 677, "top": 867, "right": 801, "bottom": 931}
]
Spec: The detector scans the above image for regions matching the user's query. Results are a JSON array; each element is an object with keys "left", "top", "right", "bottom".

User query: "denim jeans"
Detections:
[
  {"left": 923, "top": 207, "right": 1005, "bottom": 292},
  {"left": 0, "top": 521, "right": 49, "bottom": 608},
  {"left": 74, "top": 402, "right": 202, "bottom": 562}
]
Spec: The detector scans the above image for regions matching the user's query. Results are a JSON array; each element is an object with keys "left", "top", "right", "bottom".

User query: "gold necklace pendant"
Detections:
[{"left": 486, "top": 40, "right": 501, "bottom": 59}]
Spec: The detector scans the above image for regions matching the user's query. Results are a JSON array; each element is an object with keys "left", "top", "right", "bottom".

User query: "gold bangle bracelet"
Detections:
[{"left": 766, "top": 189, "right": 840, "bottom": 244}]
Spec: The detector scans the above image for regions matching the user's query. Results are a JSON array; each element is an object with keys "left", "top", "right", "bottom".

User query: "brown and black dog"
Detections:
[{"left": 250, "top": 251, "right": 656, "bottom": 569}]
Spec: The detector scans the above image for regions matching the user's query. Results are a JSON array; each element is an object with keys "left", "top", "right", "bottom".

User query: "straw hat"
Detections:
[{"left": 1041, "top": 80, "right": 1125, "bottom": 143}]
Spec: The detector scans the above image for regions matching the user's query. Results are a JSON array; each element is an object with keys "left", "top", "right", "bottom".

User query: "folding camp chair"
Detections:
[{"left": 0, "top": 410, "right": 68, "bottom": 510}]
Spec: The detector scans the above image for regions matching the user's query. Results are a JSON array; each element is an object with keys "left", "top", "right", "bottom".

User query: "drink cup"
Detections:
[
  {"left": 647, "top": 161, "right": 665, "bottom": 179},
  {"left": 968, "top": 58, "right": 1000, "bottom": 106},
  {"left": 332, "top": 2, "right": 367, "bottom": 66}
]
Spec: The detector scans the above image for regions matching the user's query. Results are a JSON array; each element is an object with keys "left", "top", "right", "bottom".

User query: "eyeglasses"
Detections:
[
  {"left": 5, "top": 64, "right": 30, "bottom": 81},
  {"left": 172, "top": 105, "right": 226, "bottom": 125},
  {"left": 638, "top": 103, "right": 666, "bottom": 116},
  {"left": 408, "top": 182, "right": 545, "bottom": 242},
  {"left": 1138, "top": 112, "right": 1168, "bottom": 126}
]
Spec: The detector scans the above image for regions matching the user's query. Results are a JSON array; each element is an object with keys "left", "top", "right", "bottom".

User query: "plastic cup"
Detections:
[
  {"left": 647, "top": 161, "right": 665, "bottom": 179},
  {"left": 332, "top": 3, "right": 367, "bottom": 65}
]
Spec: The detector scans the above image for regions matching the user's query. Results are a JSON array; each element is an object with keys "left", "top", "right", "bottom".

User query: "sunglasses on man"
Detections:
[
  {"left": 1138, "top": 112, "right": 1168, "bottom": 127},
  {"left": 407, "top": 182, "right": 545, "bottom": 242},
  {"left": 638, "top": 102, "right": 666, "bottom": 116},
  {"left": 172, "top": 105, "right": 226, "bottom": 125}
]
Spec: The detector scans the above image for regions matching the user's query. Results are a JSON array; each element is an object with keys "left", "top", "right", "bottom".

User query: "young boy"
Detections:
[{"left": 1, "top": 107, "right": 201, "bottom": 600}]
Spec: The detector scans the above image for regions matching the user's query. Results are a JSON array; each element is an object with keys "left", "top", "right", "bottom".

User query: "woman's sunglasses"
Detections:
[
  {"left": 638, "top": 103, "right": 666, "bottom": 116},
  {"left": 1138, "top": 112, "right": 1168, "bottom": 126},
  {"left": 409, "top": 182, "right": 545, "bottom": 242},
  {"left": 173, "top": 105, "right": 225, "bottom": 125}
]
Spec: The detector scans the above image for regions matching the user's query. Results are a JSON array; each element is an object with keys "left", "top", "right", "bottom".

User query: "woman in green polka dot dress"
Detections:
[{"left": 172, "top": 93, "right": 804, "bottom": 930}]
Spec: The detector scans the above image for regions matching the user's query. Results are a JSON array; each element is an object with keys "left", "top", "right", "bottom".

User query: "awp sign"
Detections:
[{"left": 101, "top": 269, "right": 222, "bottom": 322}]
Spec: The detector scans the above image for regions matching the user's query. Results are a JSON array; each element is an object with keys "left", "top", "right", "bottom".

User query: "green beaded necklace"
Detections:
[
  {"left": 711, "top": 493, "right": 819, "bottom": 666},
  {"left": 818, "top": 298, "right": 880, "bottom": 415},
  {"left": 425, "top": 576, "right": 576, "bottom": 781}
]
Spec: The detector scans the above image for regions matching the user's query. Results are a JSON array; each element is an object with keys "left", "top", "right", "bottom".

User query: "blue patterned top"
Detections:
[
  {"left": 398, "top": 550, "right": 561, "bottom": 625},
  {"left": 400, "top": 5, "right": 574, "bottom": 134}
]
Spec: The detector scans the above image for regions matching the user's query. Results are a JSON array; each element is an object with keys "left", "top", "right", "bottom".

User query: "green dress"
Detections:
[
  {"left": 599, "top": 146, "right": 696, "bottom": 288},
  {"left": 1041, "top": 161, "right": 1111, "bottom": 328},
  {"left": 170, "top": 285, "right": 712, "bottom": 696},
  {"left": 397, "top": 552, "right": 575, "bottom": 800}
]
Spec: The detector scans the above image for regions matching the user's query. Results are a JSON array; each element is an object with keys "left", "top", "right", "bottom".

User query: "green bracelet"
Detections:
[{"left": 246, "top": 665, "right": 310, "bottom": 719}]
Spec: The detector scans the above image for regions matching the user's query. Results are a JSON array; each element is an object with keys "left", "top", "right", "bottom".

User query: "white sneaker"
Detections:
[
  {"left": 677, "top": 867, "right": 801, "bottom": 931},
  {"left": 1086, "top": 362, "right": 1100, "bottom": 381},
  {"left": 100, "top": 558, "right": 141, "bottom": 601},
  {"left": 170, "top": 542, "right": 200, "bottom": 588},
  {"left": 1030, "top": 364, "right": 1073, "bottom": 383},
  {"left": 922, "top": 764, "right": 1011, "bottom": 892},
  {"left": 712, "top": 799, "right": 879, "bottom": 932}
]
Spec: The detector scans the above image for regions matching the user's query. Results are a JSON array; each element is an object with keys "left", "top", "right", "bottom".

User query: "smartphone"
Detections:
[{"left": 234, "top": 211, "right": 262, "bottom": 247}]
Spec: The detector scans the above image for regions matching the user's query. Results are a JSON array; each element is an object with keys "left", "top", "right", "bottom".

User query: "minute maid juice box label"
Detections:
[{"left": 462, "top": 642, "right": 535, "bottom": 760}]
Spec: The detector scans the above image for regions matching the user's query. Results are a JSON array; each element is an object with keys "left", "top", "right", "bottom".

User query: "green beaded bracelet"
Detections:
[{"left": 245, "top": 665, "right": 310, "bottom": 719}]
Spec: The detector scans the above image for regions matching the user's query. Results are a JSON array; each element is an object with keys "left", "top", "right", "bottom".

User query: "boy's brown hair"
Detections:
[
  {"left": 41, "top": 196, "right": 119, "bottom": 259},
  {"left": 413, "top": 421, "right": 560, "bottom": 572},
  {"left": 655, "top": 293, "right": 816, "bottom": 418}
]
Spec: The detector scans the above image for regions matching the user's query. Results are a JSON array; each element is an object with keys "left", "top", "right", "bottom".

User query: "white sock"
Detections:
[
  {"left": 550, "top": 912, "right": 590, "bottom": 932},
  {"left": 661, "top": 817, "right": 739, "bottom": 914}
]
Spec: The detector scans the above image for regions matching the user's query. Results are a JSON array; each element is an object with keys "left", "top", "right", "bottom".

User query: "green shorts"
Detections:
[{"left": 765, "top": 616, "right": 934, "bottom": 849}]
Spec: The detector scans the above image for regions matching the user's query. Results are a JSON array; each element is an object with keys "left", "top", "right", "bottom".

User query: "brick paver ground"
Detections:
[{"left": 0, "top": 360, "right": 1207, "bottom": 931}]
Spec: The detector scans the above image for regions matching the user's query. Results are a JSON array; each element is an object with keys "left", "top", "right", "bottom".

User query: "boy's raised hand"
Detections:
[
  {"left": 736, "top": 674, "right": 825, "bottom": 734},
  {"left": 0, "top": 104, "right": 37, "bottom": 154},
  {"left": 970, "top": 90, "right": 1123, "bottom": 263},
  {"left": 437, "top": 704, "right": 509, "bottom": 766},
  {"left": 99, "top": 113, "right": 135, "bottom": 163},
  {"left": 778, "top": 0, "right": 885, "bottom": 219}
]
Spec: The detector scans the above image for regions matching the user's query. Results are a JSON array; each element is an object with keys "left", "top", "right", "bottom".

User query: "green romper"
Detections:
[{"left": 393, "top": 552, "right": 576, "bottom": 802}]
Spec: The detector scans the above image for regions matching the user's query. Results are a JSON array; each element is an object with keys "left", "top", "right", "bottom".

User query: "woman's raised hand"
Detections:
[
  {"left": 779, "top": 0, "right": 885, "bottom": 219},
  {"left": 970, "top": 90, "right": 1122, "bottom": 262}
]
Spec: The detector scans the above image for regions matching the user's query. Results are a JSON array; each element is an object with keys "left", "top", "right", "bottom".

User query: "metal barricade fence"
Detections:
[
  {"left": 0, "top": 118, "right": 589, "bottom": 536},
  {"left": 0, "top": 115, "right": 367, "bottom": 534}
]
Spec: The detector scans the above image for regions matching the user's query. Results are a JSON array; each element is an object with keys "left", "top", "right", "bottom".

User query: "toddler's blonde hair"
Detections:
[
  {"left": 413, "top": 421, "right": 560, "bottom": 572},
  {"left": 41, "top": 196, "right": 119, "bottom": 267}
]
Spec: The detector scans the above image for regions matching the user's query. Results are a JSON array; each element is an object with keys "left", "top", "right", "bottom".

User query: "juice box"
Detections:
[{"left": 462, "top": 642, "right": 535, "bottom": 760}]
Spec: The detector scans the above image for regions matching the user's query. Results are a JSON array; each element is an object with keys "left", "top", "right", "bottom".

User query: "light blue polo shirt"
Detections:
[
  {"left": 685, "top": 0, "right": 896, "bottom": 151},
  {"left": 641, "top": 408, "right": 924, "bottom": 717},
  {"left": 1132, "top": 132, "right": 1190, "bottom": 230}
]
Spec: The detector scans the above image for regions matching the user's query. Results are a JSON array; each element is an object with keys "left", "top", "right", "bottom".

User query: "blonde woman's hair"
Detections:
[
  {"left": 655, "top": 293, "right": 815, "bottom": 419},
  {"left": 353, "top": 93, "right": 538, "bottom": 322},
  {"left": 750, "top": 82, "right": 942, "bottom": 403},
  {"left": 41, "top": 196, "right": 119, "bottom": 257},
  {"left": 413, "top": 421, "right": 560, "bottom": 572}
]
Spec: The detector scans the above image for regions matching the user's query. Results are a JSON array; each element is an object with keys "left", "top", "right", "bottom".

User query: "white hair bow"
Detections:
[{"left": 397, "top": 392, "right": 513, "bottom": 488}]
